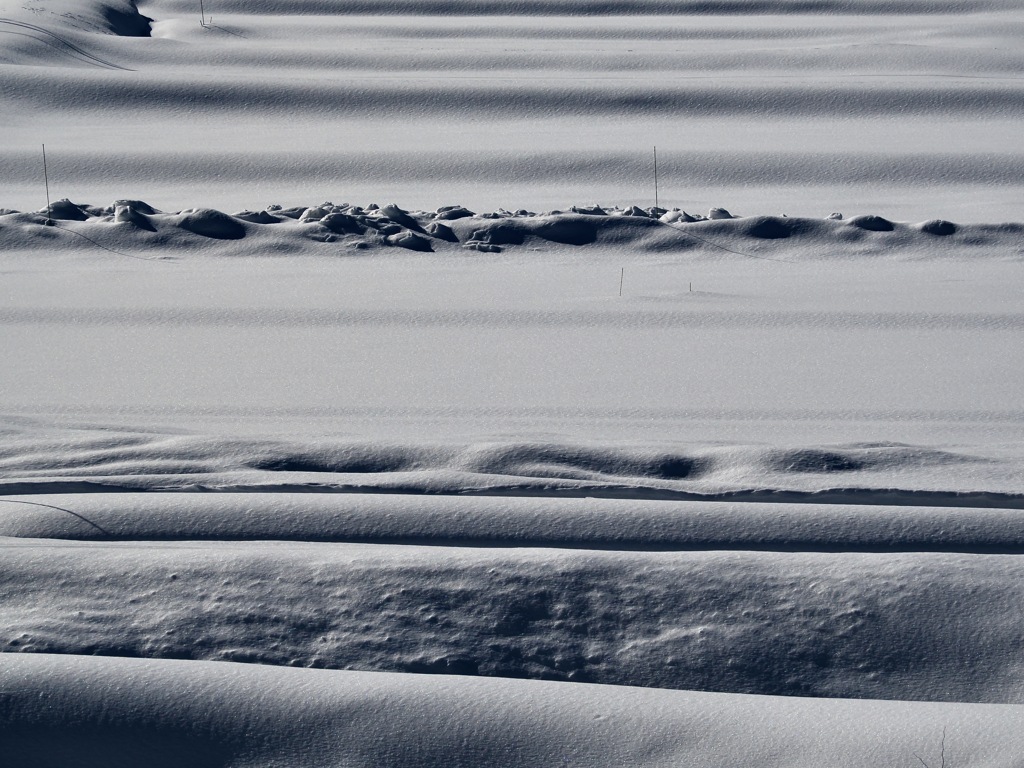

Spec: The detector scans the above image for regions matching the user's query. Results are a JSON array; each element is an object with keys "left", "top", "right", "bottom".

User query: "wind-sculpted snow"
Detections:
[
  {"left": 1, "top": 430, "right": 1022, "bottom": 499},
  {"left": 9, "top": 74, "right": 1024, "bottom": 117},
  {"left": 3, "top": 0, "right": 1024, "bottom": 760},
  {"left": 2, "top": 200, "right": 1020, "bottom": 259},
  {"left": 0, "top": 0, "right": 150, "bottom": 38},
  {"left": 4, "top": 656, "right": 1023, "bottom": 768},
  {"left": 2, "top": 502, "right": 1024, "bottom": 702},
  {"left": 4, "top": 493, "right": 1024, "bottom": 551}
]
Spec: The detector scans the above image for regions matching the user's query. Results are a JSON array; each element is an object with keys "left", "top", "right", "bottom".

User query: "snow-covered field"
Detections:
[{"left": 2, "top": 0, "right": 1024, "bottom": 765}]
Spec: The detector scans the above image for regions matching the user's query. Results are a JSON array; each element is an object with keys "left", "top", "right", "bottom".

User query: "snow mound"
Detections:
[
  {"left": 39, "top": 198, "right": 89, "bottom": 221},
  {"left": 919, "top": 219, "right": 958, "bottom": 236},
  {"left": 0, "top": 0, "right": 152, "bottom": 71},
  {"left": 4, "top": 654, "right": 1022, "bottom": 768},
  {"left": 94, "top": 0, "right": 151, "bottom": 37},
  {"left": 1, "top": 201, "right": 1021, "bottom": 259},
  {"left": 175, "top": 208, "right": 247, "bottom": 240},
  {"left": 848, "top": 214, "right": 896, "bottom": 232}
]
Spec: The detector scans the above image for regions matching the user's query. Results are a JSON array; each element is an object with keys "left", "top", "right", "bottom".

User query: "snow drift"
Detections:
[
  {"left": 4, "top": 653, "right": 1023, "bottom": 768},
  {"left": 2, "top": 492, "right": 1024, "bottom": 702}
]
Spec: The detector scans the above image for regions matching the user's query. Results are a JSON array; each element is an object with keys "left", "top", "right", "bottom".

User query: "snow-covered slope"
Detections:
[
  {"left": 5, "top": 653, "right": 1023, "bottom": 768},
  {"left": 3, "top": 0, "right": 1024, "bottom": 764},
  {"left": 2, "top": 247, "right": 1020, "bottom": 471}
]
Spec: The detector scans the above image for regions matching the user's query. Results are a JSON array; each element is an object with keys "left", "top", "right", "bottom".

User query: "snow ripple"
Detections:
[{"left": 0, "top": 431, "right": 1020, "bottom": 500}]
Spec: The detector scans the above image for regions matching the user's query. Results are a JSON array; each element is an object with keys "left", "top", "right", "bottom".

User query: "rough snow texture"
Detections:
[
  {"left": 2, "top": 429, "right": 1024, "bottom": 502},
  {"left": 4, "top": 200, "right": 1022, "bottom": 258},
  {"left": 3, "top": 493, "right": 1024, "bottom": 703}
]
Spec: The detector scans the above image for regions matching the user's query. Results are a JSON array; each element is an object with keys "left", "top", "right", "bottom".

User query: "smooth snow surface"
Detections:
[
  {"left": 3, "top": 0, "right": 1024, "bottom": 219},
  {"left": 2, "top": 253, "right": 1021, "bottom": 480},
  {"left": 3, "top": 0, "right": 1024, "bottom": 765},
  {"left": 4, "top": 654, "right": 1024, "bottom": 768}
]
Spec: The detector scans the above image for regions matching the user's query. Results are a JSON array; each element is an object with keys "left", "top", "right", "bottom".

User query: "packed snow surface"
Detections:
[{"left": 3, "top": 0, "right": 1024, "bottom": 765}]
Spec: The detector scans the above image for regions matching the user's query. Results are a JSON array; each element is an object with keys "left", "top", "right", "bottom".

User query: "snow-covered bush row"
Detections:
[{"left": 2, "top": 198, "right": 1017, "bottom": 258}]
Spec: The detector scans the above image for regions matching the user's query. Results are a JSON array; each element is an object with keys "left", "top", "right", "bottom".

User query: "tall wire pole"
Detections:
[
  {"left": 653, "top": 146, "right": 659, "bottom": 210},
  {"left": 42, "top": 144, "right": 52, "bottom": 225},
  {"left": 200, "top": 0, "right": 207, "bottom": 26}
]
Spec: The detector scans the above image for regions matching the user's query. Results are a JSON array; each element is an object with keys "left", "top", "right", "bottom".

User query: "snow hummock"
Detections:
[{"left": 2, "top": 200, "right": 1019, "bottom": 259}]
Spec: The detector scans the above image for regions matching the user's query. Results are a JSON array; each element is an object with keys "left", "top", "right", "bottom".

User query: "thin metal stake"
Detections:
[
  {"left": 653, "top": 146, "right": 659, "bottom": 210},
  {"left": 619, "top": 267, "right": 624, "bottom": 297},
  {"left": 42, "top": 144, "right": 52, "bottom": 225},
  {"left": 200, "top": 0, "right": 207, "bottom": 26}
]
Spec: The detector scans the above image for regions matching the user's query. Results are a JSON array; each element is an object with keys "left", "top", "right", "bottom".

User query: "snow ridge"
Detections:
[{"left": 3, "top": 654, "right": 1022, "bottom": 768}]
